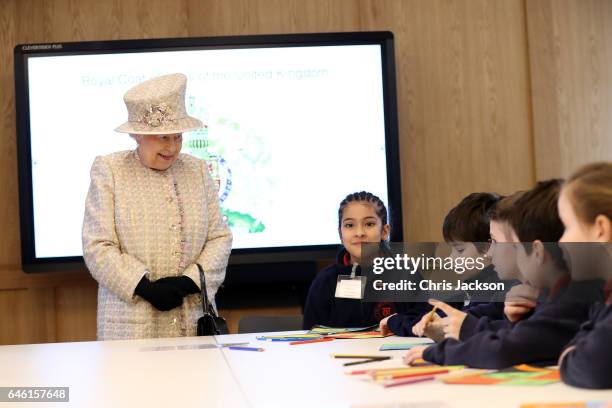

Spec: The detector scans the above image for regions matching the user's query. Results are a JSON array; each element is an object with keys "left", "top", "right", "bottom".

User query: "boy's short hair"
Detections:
[
  {"left": 506, "top": 179, "right": 565, "bottom": 243},
  {"left": 490, "top": 191, "right": 526, "bottom": 241},
  {"left": 506, "top": 179, "right": 567, "bottom": 270},
  {"left": 442, "top": 192, "right": 502, "bottom": 249},
  {"left": 491, "top": 191, "right": 525, "bottom": 222}
]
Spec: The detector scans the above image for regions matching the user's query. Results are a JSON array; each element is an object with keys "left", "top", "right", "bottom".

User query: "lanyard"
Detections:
[{"left": 350, "top": 263, "right": 359, "bottom": 279}]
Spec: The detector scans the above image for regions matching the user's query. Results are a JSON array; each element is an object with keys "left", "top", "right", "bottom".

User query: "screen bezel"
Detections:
[{"left": 14, "top": 31, "right": 403, "bottom": 273}]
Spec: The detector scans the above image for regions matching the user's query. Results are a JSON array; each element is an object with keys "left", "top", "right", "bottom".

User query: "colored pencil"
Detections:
[
  {"left": 219, "top": 342, "right": 250, "bottom": 347},
  {"left": 228, "top": 346, "right": 264, "bottom": 352},
  {"left": 343, "top": 357, "right": 391, "bottom": 366},
  {"left": 411, "top": 358, "right": 433, "bottom": 366},
  {"left": 369, "top": 367, "right": 446, "bottom": 374},
  {"left": 257, "top": 334, "right": 321, "bottom": 341},
  {"left": 371, "top": 367, "right": 458, "bottom": 379},
  {"left": 347, "top": 366, "right": 447, "bottom": 376},
  {"left": 289, "top": 337, "right": 334, "bottom": 345},
  {"left": 383, "top": 376, "right": 435, "bottom": 388},
  {"left": 346, "top": 369, "right": 373, "bottom": 375},
  {"left": 378, "top": 369, "right": 449, "bottom": 381},
  {"left": 333, "top": 354, "right": 389, "bottom": 359},
  {"left": 426, "top": 306, "right": 439, "bottom": 324},
  {"left": 270, "top": 337, "right": 322, "bottom": 342}
]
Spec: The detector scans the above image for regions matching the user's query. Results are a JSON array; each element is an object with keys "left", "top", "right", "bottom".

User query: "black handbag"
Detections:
[{"left": 196, "top": 264, "right": 229, "bottom": 336}]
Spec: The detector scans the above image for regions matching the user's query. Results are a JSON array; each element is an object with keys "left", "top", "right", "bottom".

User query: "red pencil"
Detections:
[
  {"left": 347, "top": 367, "right": 438, "bottom": 376},
  {"left": 289, "top": 337, "right": 334, "bottom": 345},
  {"left": 346, "top": 369, "right": 370, "bottom": 375},
  {"left": 383, "top": 376, "right": 435, "bottom": 388},
  {"left": 379, "top": 369, "right": 449, "bottom": 381}
]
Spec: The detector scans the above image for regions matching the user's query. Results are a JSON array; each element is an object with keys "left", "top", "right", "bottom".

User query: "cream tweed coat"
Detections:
[{"left": 82, "top": 150, "right": 232, "bottom": 340}]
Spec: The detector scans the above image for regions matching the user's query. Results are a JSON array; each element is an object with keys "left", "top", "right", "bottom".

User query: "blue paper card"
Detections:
[{"left": 379, "top": 342, "right": 432, "bottom": 351}]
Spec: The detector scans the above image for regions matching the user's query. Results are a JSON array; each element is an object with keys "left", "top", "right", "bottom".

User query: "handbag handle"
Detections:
[{"left": 196, "top": 263, "right": 212, "bottom": 315}]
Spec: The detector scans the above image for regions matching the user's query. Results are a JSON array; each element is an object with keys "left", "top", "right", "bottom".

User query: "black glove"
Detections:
[
  {"left": 134, "top": 276, "right": 184, "bottom": 311},
  {"left": 154, "top": 276, "right": 200, "bottom": 296}
]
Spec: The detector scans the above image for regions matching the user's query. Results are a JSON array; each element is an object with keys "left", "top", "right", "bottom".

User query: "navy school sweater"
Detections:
[
  {"left": 459, "top": 279, "right": 523, "bottom": 340},
  {"left": 302, "top": 248, "right": 430, "bottom": 330},
  {"left": 422, "top": 278, "right": 604, "bottom": 369},
  {"left": 560, "top": 284, "right": 612, "bottom": 389},
  {"left": 459, "top": 303, "right": 510, "bottom": 340},
  {"left": 387, "top": 265, "right": 508, "bottom": 337}
]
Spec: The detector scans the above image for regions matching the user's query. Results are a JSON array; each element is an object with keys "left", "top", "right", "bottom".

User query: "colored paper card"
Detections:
[
  {"left": 487, "top": 372, "right": 543, "bottom": 379},
  {"left": 531, "top": 372, "right": 561, "bottom": 381},
  {"left": 500, "top": 378, "right": 559, "bottom": 386},
  {"left": 443, "top": 374, "right": 503, "bottom": 385},
  {"left": 443, "top": 365, "right": 560, "bottom": 386},
  {"left": 379, "top": 343, "right": 432, "bottom": 351},
  {"left": 513, "top": 364, "right": 553, "bottom": 372}
]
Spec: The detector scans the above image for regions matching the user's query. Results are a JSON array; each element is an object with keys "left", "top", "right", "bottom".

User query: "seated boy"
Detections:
[
  {"left": 380, "top": 192, "right": 503, "bottom": 338},
  {"left": 404, "top": 180, "right": 604, "bottom": 369},
  {"left": 415, "top": 192, "right": 527, "bottom": 341}
]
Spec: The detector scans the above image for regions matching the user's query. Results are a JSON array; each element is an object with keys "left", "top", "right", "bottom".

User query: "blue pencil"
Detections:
[
  {"left": 228, "top": 346, "right": 265, "bottom": 352},
  {"left": 270, "top": 338, "right": 315, "bottom": 342}
]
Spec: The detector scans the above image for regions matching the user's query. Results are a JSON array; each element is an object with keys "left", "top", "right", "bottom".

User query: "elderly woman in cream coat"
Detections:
[{"left": 83, "top": 73, "right": 232, "bottom": 340}]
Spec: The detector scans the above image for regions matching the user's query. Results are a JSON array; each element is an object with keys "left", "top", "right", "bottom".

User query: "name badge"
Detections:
[{"left": 335, "top": 275, "right": 366, "bottom": 299}]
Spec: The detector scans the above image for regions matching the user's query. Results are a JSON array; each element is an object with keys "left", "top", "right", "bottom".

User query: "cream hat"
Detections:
[{"left": 115, "top": 73, "right": 204, "bottom": 135}]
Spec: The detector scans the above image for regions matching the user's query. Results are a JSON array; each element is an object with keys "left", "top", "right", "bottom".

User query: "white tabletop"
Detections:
[
  {"left": 0, "top": 336, "right": 248, "bottom": 408},
  {"left": 217, "top": 333, "right": 612, "bottom": 408},
  {"left": 1, "top": 333, "right": 612, "bottom": 408}
]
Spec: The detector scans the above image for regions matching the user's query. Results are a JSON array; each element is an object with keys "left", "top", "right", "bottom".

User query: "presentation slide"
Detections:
[{"left": 26, "top": 45, "right": 389, "bottom": 258}]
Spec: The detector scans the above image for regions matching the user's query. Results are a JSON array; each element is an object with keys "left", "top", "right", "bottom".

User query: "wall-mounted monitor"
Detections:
[{"left": 14, "top": 31, "right": 402, "bottom": 272}]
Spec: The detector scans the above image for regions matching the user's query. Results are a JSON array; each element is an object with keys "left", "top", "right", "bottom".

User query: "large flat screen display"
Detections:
[{"left": 14, "top": 32, "right": 402, "bottom": 271}]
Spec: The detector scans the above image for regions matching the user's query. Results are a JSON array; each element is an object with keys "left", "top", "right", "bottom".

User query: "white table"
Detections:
[
  {"left": 0, "top": 336, "right": 248, "bottom": 408},
  {"left": 1, "top": 333, "right": 611, "bottom": 408},
  {"left": 218, "top": 333, "right": 612, "bottom": 408}
]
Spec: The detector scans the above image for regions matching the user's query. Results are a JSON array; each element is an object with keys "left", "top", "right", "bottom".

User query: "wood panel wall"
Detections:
[
  {"left": 526, "top": 0, "right": 612, "bottom": 179},
  {"left": 0, "top": 0, "right": 609, "bottom": 345}
]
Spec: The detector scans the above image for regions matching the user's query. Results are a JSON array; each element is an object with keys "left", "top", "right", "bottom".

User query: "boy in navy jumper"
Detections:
[
  {"left": 413, "top": 192, "right": 526, "bottom": 341},
  {"left": 380, "top": 192, "right": 505, "bottom": 339},
  {"left": 557, "top": 162, "right": 612, "bottom": 389},
  {"left": 404, "top": 179, "right": 604, "bottom": 369},
  {"left": 303, "top": 191, "right": 429, "bottom": 329}
]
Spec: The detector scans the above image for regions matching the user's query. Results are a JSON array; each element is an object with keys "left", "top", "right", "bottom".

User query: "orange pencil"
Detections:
[
  {"left": 289, "top": 337, "right": 334, "bottom": 345},
  {"left": 383, "top": 376, "right": 435, "bottom": 388}
]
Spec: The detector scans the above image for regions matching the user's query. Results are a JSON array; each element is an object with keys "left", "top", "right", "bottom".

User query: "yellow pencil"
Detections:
[
  {"left": 370, "top": 366, "right": 464, "bottom": 379},
  {"left": 426, "top": 305, "right": 439, "bottom": 325}
]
